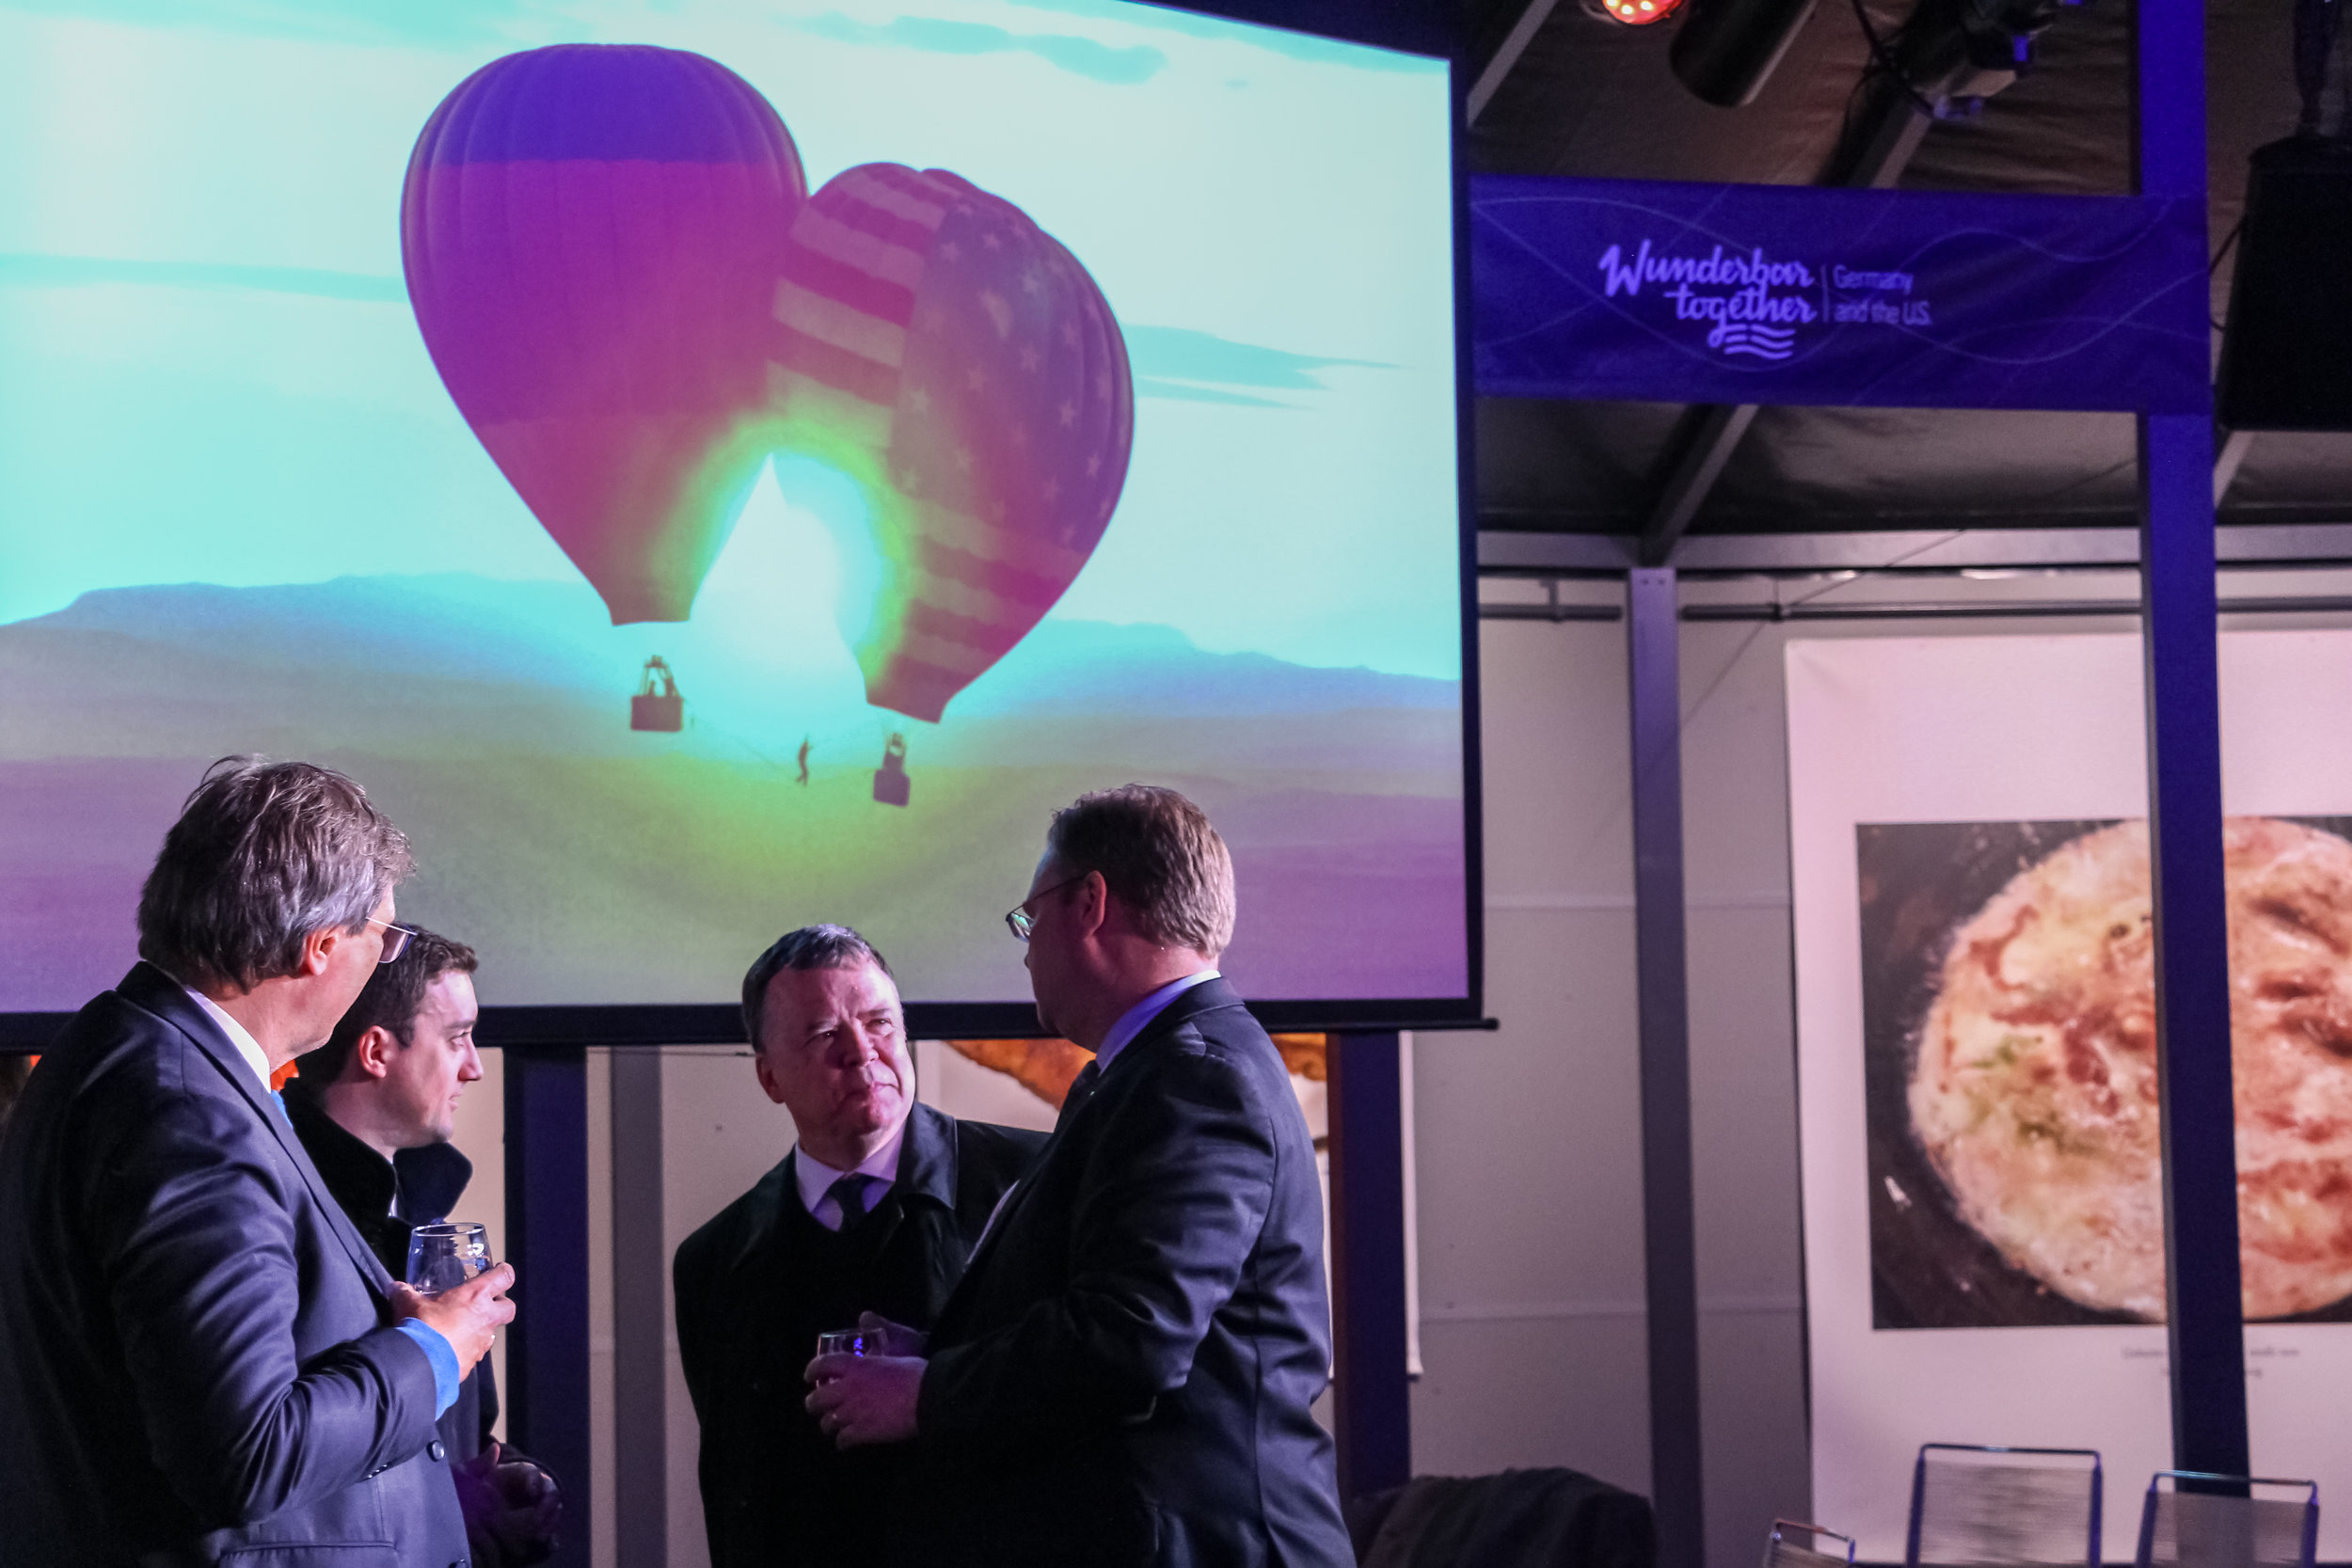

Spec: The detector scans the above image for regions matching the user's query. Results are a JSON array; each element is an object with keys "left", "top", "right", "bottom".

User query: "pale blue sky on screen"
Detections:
[{"left": 0, "top": 0, "right": 1460, "bottom": 678}]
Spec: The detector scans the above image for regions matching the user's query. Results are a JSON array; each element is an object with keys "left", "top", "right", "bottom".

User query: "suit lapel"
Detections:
[
  {"left": 122, "top": 965, "right": 398, "bottom": 1297},
  {"left": 939, "top": 1053, "right": 1116, "bottom": 1315}
]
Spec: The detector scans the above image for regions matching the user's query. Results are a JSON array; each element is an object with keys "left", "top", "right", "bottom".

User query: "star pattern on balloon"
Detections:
[{"left": 766, "top": 162, "right": 1135, "bottom": 723}]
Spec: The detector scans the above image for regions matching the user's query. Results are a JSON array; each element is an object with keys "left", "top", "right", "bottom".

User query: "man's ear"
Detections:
[
  {"left": 352, "top": 1025, "right": 401, "bottom": 1082},
  {"left": 295, "top": 924, "right": 341, "bottom": 978},
  {"left": 1073, "top": 871, "right": 1111, "bottom": 940},
  {"left": 753, "top": 1048, "right": 789, "bottom": 1106}
]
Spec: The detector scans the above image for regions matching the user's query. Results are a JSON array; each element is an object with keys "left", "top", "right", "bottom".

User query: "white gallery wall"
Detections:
[{"left": 1448, "top": 566, "right": 2352, "bottom": 1568}]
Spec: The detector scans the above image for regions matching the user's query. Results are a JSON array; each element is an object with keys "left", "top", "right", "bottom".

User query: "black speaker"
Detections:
[{"left": 2217, "top": 135, "right": 2352, "bottom": 431}]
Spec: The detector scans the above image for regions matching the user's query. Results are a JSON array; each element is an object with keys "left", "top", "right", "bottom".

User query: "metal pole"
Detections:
[
  {"left": 504, "top": 1046, "right": 595, "bottom": 1566},
  {"left": 611, "top": 1048, "right": 668, "bottom": 1561},
  {"left": 1628, "top": 566, "right": 1705, "bottom": 1567},
  {"left": 1328, "top": 1029, "right": 1412, "bottom": 1498},
  {"left": 2131, "top": 0, "right": 2247, "bottom": 1481}
]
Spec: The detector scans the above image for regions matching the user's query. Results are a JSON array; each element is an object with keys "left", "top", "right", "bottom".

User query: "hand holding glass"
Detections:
[{"left": 407, "top": 1221, "right": 490, "bottom": 1296}]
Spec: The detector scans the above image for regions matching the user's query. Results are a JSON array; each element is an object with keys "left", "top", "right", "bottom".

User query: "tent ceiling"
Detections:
[{"left": 1462, "top": 0, "right": 2352, "bottom": 542}]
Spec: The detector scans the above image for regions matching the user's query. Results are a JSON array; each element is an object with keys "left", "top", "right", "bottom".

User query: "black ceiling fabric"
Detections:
[{"left": 1464, "top": 0, "right": 2352, "bottom": 540}]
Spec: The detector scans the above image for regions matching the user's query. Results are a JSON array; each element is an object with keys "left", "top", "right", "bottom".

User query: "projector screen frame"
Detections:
[{"left": 0, "top": 0, "right": 1486, "bottom": 1051}]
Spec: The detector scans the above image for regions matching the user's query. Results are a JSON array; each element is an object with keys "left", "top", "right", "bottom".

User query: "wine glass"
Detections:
[{"left": 406, "top": 1221, "right": 490, "bottom": 1296}]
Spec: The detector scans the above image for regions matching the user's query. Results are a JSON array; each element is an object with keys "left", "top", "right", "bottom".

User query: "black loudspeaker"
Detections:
[{"left": 2217, "top": 135, "right": 2352, "bottom": 431}]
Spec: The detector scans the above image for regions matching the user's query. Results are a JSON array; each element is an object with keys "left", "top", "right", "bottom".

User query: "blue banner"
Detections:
[{"left": 1473, "top": 176, "right": 2209, "bottom": 414}]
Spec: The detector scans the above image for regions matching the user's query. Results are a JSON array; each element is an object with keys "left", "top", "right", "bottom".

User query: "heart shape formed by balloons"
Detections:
[{"left": 402, "top": 43, "right": 1134, "bottom": 731}]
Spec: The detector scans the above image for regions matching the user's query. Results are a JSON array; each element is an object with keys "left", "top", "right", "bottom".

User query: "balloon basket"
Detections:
[
  {"left": 631, "top": 694, "right": 683, "bottom": 732},
  {"left": 873, "top": 733, "right": 911, "bottom": 807},
  {"left": 632, "top": 655, "right": 684, "bottom": 732}
]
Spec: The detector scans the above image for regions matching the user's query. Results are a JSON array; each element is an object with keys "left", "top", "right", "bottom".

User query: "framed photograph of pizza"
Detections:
[{"left": 1788, "top": 631, "right": 2352, "bottom": 1561}]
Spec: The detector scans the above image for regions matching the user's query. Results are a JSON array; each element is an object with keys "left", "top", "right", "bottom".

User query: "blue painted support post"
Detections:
[
  {"left": 1628, "top": 566, "right": 1704, "bottom": 1568},
  {"left": 1328, "top": 1029, "right": 1412, "bottom": 1498},
  {"left": 611, "top": 1048, "right": 668, "bottom": 1562},
  {"left": 2132, "top": 0, "right": 2247, "bottom": 1481},
  {"left": 505, "top": 1046, "right": 595, "bottom": 1566}
]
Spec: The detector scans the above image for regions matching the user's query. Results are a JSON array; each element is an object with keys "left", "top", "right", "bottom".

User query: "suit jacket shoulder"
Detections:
[
  {"left": 937, "top": 1116, "right": 1046, "bottom": 1232},
  {"left": 0, "top": 963, "right": 465, "bottom": 1565}
]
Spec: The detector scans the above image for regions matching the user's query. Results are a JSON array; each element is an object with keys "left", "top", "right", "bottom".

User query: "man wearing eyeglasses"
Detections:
[
  {"left": 806, "top": 785, "right": 1352, "bottom": 1568},
  {"left": 0, "top": 757, "right": 515, "bottom": 1567},
  {"left": 286, "top": 927, "right": 563, "bottom": 1567}
]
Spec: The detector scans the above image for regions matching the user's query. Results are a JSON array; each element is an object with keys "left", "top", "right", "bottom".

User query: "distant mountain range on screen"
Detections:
[{"left": 0, "top": 574, "right": 1455, "bottom": 759}]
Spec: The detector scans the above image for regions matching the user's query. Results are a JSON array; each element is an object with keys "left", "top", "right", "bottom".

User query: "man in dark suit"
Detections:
[
  {"left": 807, "top": 786, "right": 1354, "bottom": 1568},
  {"left": 674, "top": 926, "right": 1043, "bottom": 1568},
  {"left": 0, "top": 757, "right": 516, "bottom": 1567},
  {"left": 286, "top": 927, "right": 562, "bottom": 1566}
]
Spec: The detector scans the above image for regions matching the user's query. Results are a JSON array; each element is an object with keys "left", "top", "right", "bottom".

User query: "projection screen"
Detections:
[{"left": 0, "top": 0, "right": 1478, "bottom": 1039}]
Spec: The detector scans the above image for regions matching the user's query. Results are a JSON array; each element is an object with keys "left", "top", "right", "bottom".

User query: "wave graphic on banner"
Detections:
[{"left": 1712, "top": 323, "right": 1796, "bottom": 359}]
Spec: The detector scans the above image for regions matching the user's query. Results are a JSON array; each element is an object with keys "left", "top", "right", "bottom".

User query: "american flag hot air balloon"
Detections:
[{"left": 767, "top": 164, "right": 1135, "bottom": 730}]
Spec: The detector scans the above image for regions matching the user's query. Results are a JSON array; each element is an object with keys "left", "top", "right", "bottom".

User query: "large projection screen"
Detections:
[{"left": 0, "top": 0, "right": 1477, "bottom": 1039}]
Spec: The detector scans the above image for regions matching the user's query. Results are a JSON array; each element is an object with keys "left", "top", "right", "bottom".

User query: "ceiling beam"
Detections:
[
  {"left": 2213, "top": 427, "right": 2256, "bottom": 504},
  {"left": 1480, "top": 522, "right": 2352, "bottom": 575},
  {"left": 1641, "top": 404, "right": 1759, "bottom": 564},
  {"left": 1467, "top": 0, "right": 1560, "bottom": 124}
]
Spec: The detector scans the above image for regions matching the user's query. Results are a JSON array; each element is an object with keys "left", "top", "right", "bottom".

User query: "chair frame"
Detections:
[
  {"left": 1769, "top": 1518, "right": 1858, "bottom": 1565},
  {"left": 1905, "top": 1443, "right": 2106, "bottom": 1568},
  {"left": 2133, "top": 1470, "right": 2319, "bottom": 1568}
]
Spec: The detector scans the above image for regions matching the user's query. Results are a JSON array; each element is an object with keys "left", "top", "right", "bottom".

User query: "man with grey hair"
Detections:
[
  {"left": 674, "top": 924, "right": 1042, "bottom": 1568},
  {"left": 808, "top": 785, "right": 1353, "bottom": 1568},
  {"left": 0, "top": 757, "right": 515, "bottom": 1566}
]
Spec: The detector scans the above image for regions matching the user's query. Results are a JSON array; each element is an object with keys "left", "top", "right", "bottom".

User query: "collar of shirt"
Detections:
[
  {"left": 1091, "top": 969, "right": 1219, "bottom": 1077},
  {"left": 793, "top": 1117, "right": 909, "bottom": 1221},
  {"left": 182, "top": 985, "right": 276, "bottom": 1099}
]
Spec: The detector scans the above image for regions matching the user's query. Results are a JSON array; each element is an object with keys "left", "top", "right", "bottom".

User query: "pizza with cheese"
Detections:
[{"left": 1910, "top": 816, "right": 2352, "bottom": 1321}]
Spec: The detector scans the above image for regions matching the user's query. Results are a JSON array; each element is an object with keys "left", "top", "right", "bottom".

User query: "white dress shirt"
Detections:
[
  {"left": 183, "top": 986, "right": 275, "bottom": 1098},
  {"left": 793, "top": 1119, "right": 908, "bottom": 1231}
]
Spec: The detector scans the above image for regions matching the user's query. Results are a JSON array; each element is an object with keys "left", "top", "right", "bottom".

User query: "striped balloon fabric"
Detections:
[{"left": 768, "top": 163, "right": 1135, "bottom": 724}]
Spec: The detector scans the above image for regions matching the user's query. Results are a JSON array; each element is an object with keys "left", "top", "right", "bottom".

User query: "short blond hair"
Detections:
[{"left": 1045, "top": 785, "right": 1234, "bottom": 958}]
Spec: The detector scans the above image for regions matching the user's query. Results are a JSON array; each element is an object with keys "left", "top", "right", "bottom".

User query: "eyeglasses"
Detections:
[
  {"left": 367, "top": 917, "right": 419, "bottom": 965},
  {"left": 1005, "top": 873, "right": 1089, "bottom": 942}
]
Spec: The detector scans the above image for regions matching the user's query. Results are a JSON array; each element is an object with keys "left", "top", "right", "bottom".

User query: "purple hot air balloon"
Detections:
[
  {"left": 403, "top": 45, "right": 805, "bottom": 625},
  {"left": 765, "top": 164, "right": 1135, "bottom": 725}
]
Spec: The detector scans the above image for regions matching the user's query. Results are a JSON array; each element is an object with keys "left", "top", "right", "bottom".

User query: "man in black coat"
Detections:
[
  {"left": 285, "top": 927, "right": 562, "bottom": 1566},
  {"left": 0, "top": 757, "right": 515, "bottom": 1566},
  {"left": 807, "top": 786, "right": 1354, "bottom": 1568},
  {"left": 674, "top": 926, "right": 1043, "bottom": 1568}
]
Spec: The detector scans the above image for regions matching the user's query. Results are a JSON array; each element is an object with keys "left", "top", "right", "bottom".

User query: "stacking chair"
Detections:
[
  {"left": 2133, "top": 1472, "right": 2317, "bottom": 1568},
  {"left": 1906, "top": 1444, "right": 2104, "bottom": 1566},
  {"left": 1763, "top": 1519, "right": 1856, "bottom": 1568}
]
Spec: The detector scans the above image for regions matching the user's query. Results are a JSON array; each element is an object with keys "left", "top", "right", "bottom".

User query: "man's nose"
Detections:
[
  {"left": 459, "top": 1043, "right": 484, "bottom": 1083},
  {"left": 835, "top": 1023, "right": 878, "bottom": 1065}
]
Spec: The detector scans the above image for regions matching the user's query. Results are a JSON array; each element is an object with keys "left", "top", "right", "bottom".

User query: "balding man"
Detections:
[{"left": 808, "top": 785, "right": 1352, "bottom": 1568}]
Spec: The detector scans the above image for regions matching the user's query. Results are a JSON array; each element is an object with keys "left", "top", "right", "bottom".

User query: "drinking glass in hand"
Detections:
[{"left": 407, "top": 1222, "right": 490, "bottom": 1297}]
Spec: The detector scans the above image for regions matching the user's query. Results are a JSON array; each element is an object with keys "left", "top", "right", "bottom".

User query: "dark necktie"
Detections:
[{"left": 825, "top": 1173, "right": 877, "bottom": 1229}]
